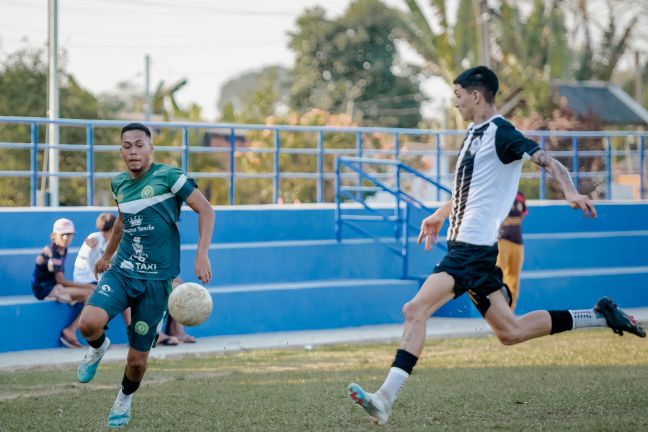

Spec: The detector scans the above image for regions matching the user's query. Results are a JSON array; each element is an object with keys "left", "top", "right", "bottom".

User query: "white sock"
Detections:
[
  {"left": 569, "top": 309, "right": 607, "bottom": 329},
  {"left": 116, "top": 389, "right": 133, "bottom": 404},
  {"left": 377, "top": 367, "right": 409, "bottom": 406}
]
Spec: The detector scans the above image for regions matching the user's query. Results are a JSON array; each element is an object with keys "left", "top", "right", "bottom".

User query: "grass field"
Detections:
[{"left": 1, "top": 329, "right": 647, "bottom": 431}]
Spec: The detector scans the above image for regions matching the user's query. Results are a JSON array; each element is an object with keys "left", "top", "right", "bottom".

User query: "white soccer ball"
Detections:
[{"left": 168, "top": 282, "right": 213, "bottom": 326}]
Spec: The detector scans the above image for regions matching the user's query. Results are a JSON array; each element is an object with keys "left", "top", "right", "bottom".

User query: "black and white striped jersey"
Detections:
[{"left": 447, "top": 114, "right": 540, "bottom": 246}]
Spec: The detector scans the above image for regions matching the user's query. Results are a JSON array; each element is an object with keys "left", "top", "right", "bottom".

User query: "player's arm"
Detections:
[
  {"left": 94, "top": 212, "right": 123, "bottom": 278},
  {"left": 531, "top": 150, "right": 597, "bottom": 218},
  {"left": 185, "top": 189, "right": 214, "bottom": 284},
  {"left": 417, "top": 199, "right": 452, "bottom": 251}
]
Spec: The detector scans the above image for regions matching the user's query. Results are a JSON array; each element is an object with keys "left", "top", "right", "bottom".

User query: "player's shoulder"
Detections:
[
  {"left": 491, "top": 116, "right": 516, "bottom": 130},
  {"left": 112, "top": 171, "right": 130, "bottom": 190}
]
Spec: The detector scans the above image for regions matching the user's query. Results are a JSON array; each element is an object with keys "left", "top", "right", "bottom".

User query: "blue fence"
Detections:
[{"left": 0, "top": 116, "right": 645, "bottom": 206}]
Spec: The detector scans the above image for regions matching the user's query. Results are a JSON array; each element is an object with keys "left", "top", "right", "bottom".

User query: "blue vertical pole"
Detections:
[
  {"left": 435, "top": 133, "right": 441, "bottom": 201},
  {"left": 335, "top": 158, "right": 341, "bottom": 242},
  {"left": 182, "top": 127, "right": 189, "bottom": 174},
  {"left": 401, "top": 202, "right": 409, "bottom": 279},
  {"left": 640, "top": 135, "right": 645, "bottom": 199},
  {"left": 86, "top": 124, "right": 94, "bottom": 206},
  {"left": 273, "top": 129, "right": 280, "bottom": 204},
  {"left": 572, "top": 136, "right": 579, "bottom": 188},
  {"left": 317, "top": 131, "right": 324, "bottom": 203},
  {"left": 605, "top": 136, "right": 612, "bottom": 200},
  {"left": 539, "top": 136, "right": 546, "bottom": 200},
  {"left": 394, "top": 133, "right": 401, "bottom": 240},
  {"left": 356, "top": 132, "right": 363, "bottom": 201},
  {"left": 30, "top": 122, "right": 38, "bottom": 206},
  {"left": 229, "top": 128, "right": 235, "bottom": 205}
]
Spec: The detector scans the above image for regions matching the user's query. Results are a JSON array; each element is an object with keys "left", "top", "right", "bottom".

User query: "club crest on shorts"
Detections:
[{"left": 134, "top": 321, "right": 149, "bottom": 335}]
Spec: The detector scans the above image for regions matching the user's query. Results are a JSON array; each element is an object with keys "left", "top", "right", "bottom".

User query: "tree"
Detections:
[
  {"left": 289, "top": 0, "right": 423, "bottom": 128},
  {"left": 0, "top": 48, "right": 104, "bottom": 206},
  {"left": 217, "top": 66, "right": 291, "bottom": 116}
]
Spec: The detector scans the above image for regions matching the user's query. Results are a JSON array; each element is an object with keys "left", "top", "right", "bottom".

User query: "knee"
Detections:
[
  {"left": 127, "top": 356, "right": 147, "bottom": 375},
  {"left": 402, "top": 301, "right": 427, "bottom": 324},
  {"left": 493, "top": 327, "right": 521, "bottom": 346},
  {"left": 79, "top": 312, "right": 103, "bottom": 337}
]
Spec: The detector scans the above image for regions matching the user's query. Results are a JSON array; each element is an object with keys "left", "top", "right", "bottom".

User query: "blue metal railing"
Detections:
[
  {"left": 335, "top": 157, "right": 451, "bottom": 279},
  {"left": 0, "top": 116, "right": 646, "bottom": 206}
]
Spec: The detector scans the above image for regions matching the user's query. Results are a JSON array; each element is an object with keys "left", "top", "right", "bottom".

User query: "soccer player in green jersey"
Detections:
[{"left": 76, "top": 123, "right": 214, "bottom": 429}]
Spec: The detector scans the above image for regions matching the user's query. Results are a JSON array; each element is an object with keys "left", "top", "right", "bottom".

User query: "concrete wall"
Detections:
[{"left": 1, "top": 202, "right": 647, "bottom": 352}]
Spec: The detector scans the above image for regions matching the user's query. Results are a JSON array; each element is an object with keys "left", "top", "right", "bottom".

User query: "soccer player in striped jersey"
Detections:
[
  {"left": 76, "top": 123, "right": 214, "bottom": 428},
  {"left": 348, "top": 66, "right": 645, "bottom": 425}
]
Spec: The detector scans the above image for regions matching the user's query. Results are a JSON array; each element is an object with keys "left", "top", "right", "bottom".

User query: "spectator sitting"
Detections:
[
  {"left": 73, "top": 212, "right": 133, "bottom": 330},
  {"left": 32, "top": 218, "right": 95, "bottom": 348}
]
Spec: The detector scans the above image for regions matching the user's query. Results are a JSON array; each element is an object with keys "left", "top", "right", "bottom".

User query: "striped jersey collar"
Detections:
[{"left": 467, "top": 113, "right": 502, "bottom": 131}]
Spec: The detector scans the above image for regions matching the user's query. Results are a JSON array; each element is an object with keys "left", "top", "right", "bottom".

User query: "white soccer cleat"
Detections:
[
  {"left": 77, "top": 337, "right": 111, "bottom": 383},
  {"left": 348, "top": 383, "right": 391, "bottom": 425},
  {"left": 107, "top": 396, "right": 132, "bottom": 429}
]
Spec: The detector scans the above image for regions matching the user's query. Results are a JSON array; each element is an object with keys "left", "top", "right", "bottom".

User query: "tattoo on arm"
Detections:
[{"left": 531, "top": 150, "right": 577, "bottom": 196}]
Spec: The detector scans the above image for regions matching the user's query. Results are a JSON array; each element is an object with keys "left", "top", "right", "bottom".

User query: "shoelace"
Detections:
[
  {"left": 112, "top": 399, "right": 131, "bottom": 414},
  {"left": 82, "top": 348, "right": 99, "bottom": 363}
]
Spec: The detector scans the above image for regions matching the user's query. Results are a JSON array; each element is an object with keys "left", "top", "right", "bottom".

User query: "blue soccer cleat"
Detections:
[
  {"left": 348, "top": 382, "right": 391, "bottom": 425},
  {"left": 77, "top": 337, "right": 111, "bottom": 383},
  {"left": 107, "top": 397, "right": 132, "bottom": 429}
]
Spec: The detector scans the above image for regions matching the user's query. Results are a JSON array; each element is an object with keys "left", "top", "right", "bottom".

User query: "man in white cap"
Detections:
[{"left": 31, "top": 218, "right": 96, "bottom": 347}]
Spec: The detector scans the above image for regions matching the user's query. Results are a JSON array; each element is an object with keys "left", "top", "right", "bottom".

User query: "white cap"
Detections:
[{"left": 53, "top": 218, "right": 75, "bottom": 234}]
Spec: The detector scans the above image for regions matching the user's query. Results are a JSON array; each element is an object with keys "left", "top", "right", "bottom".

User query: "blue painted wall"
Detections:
[{"left": 1, "top": 202, "right": 647, "bottom": 351}]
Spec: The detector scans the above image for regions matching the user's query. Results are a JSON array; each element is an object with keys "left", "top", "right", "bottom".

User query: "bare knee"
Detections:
[
  {"left": 493, "top": 325, "right": 522, "bottom": 346},
  {"left": 79, "top": 308, "right": 107, "bottom": 338},
  {"left": 402, "top": 301, "right": 428, "bottom": 325},
  {"left": 126, "top": 352, "right": 148, "bottom": 379}
]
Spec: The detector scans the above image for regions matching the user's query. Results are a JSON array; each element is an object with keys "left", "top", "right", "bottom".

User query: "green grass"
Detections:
[{"left": 1, "top": 329, "right": 647, "bottom": 431}]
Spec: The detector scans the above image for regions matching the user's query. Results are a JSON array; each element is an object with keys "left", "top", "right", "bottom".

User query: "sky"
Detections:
[{"left": 0, "top": 0, "right": 445, "bottom": 121}]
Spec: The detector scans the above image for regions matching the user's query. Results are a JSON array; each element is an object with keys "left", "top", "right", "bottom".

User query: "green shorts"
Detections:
[{"left": 88, "top": 268, "right": 173, "bottom": 352}]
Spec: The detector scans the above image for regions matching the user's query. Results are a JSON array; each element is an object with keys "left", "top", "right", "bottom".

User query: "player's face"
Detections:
[
  {"left": 121, "top": 130, "right": 153, "bottom": 174},
  {"left": 453, "top": 84, "right": 474, "bottom": 121}
]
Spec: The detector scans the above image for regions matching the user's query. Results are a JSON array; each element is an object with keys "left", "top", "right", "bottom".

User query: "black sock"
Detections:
[
  {"left": 121, "top": 374, "right": 141, "bottom": 395},
  {"left": 391, "top": 349, "right": 419, "bottom": 375},
  {"left": 548, "top": 310, "right": 574, "bottom": 334},
  {"left": 88, "top": 333, "right": 105, "bottom": 349}
]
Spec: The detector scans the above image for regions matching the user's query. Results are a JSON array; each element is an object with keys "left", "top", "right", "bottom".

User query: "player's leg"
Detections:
[
  {"left": 107, "top": 278, "right": 172, "bottom": 428},
  {"left": 107, "top": 347, "right": 149, "bottom": 428},
  {"left": 348, "top": 271, "right": 455, "bottom": 424},
  {"left": 77, "top": 272, "right": 128, "bottom": 383},
  {"left": 485, "top": 289, "right": 645, "bottom": 346},
  {"left": 507, "top": 243, "right": 523, "bottom": 310}
]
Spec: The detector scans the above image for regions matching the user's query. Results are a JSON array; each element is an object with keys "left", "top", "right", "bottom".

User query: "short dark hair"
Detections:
[
  {"left": 121, "top": 123, "right": 151, "bottom": 139},
  {"left": 453, "top": 66, "right": 499, "bottom": 103},
  {"left": 96, "top": 212, "right": 116, "bottom": 232}
]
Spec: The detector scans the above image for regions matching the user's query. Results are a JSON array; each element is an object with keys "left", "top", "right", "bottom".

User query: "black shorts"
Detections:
[
  {"left": 32, "top": 280, "right": 56, "bottom": 300},
  {"left": 432, "top": 240, "right": 511, "bottom": 316}
]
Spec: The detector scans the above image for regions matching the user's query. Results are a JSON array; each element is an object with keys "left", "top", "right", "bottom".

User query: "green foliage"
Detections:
[
  {"left": 289, "top": 0, "right": 422, "bottom": 128},
  {"left": 0, "top": 48, "right": 104, "bottom": 206}
]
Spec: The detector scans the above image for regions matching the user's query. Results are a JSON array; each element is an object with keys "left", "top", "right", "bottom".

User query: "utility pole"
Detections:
[
  {"left": 636, "top": 51, "right": 643, "bottom": 104},
  {"left": 144, "top": 54, "right": 152, "bottom": 121},
  {"left": 47, "top": 0, "right": 59, "bottom": 206},
  {"left": 477, "top": 0, "right": 491, "bottom": 67}
]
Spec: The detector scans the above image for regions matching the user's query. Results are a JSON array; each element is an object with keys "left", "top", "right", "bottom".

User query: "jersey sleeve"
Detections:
[
  {"left": 167, "top": 167, "right": 197, "bottom": 201},
  {"left": 495, "top": 123, "right": 540, "bottom": 164}
]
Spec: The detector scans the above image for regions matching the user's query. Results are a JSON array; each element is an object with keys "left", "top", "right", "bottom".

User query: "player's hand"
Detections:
[
  {"left": 194, "top": 252, "right": 212, "bottom": 284},
  {"left": 94, "top": 255, "right": 112, "bottom": 279},
  {"left": 565, "top": 192, "right": 597, "bottom": 219},
  {"left": 417, "top": 213, "right": 445, "bottom": 251}
]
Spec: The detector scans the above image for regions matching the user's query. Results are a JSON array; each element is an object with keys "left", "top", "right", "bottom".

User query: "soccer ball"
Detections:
[{"left": 168, "top": 282, "right": 213, "bottom": 326}]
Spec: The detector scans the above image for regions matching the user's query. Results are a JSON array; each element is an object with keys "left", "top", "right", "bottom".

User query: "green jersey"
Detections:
[{"left": 111, "top": 162, "right": 196, "bottom": 280}]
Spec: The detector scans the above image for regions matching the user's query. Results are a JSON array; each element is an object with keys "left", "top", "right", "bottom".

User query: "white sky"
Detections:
[{"left": 0, "top": 0, "right": 443, "bottom": 121}]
